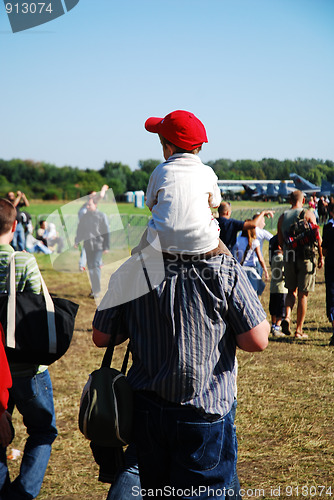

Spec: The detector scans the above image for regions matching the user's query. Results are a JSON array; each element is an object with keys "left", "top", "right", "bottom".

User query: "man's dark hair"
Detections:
[
  {"left": 0, "top": 198, "right": 16, "bottom": 235},
  {"left": 218, "top": 202, "right": 231, "bottom": 216}
]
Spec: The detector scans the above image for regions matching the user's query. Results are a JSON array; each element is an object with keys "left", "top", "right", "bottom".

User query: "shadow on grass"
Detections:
[
  {"left": 306, "top": 325, "right": 332, "bottom": 332},
  {"left": 269, "top": 335, "right": 332, "bottom": 347},
  {"left": 269, "top": 336, "right": 294, "bottom": 344}
]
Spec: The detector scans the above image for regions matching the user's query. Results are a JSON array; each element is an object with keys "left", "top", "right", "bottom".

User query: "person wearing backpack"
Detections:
[
  {"left": 277, "top": 190, "right": 324, "bottom": 339},
  {"left": 0, "top": 198, "right": 58, "bottom": 500}
]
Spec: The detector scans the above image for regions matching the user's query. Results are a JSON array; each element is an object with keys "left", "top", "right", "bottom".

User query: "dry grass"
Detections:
[{"left": 6, "top": 250, "right": 333, "bottom": 500}]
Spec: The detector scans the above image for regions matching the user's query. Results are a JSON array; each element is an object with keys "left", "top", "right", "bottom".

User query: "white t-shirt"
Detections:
[
  {"left": 234, "top": 235, "right": 260, "bottom": 267},
  {"left": 255, "top": 227, "right": 273, "bottom": 244},
  {"left": 146, "top": 153, "right": 221, "bottom": 254}
]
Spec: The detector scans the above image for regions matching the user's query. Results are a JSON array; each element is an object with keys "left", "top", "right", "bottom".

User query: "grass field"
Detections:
[
  {"left": 6, "top": 200, "right": 334, "bottom": 500},
  {"left": 27, "top": 200, "right": 152, "bottom": 220}
]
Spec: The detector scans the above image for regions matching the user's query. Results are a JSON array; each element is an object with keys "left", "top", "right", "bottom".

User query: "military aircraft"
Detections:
[
  {"left": 290, "top": 173, "right": 334, "bottom": 196},
  {"left": 217, "top": 179, "right": 294, "bottom": 202}
]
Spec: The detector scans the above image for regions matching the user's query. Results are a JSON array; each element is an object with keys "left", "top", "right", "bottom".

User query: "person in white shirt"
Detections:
[
  {"left": 132, "top": 110, "right": 226, "bottom": 256},
  {"left": 234, "top": 225, "right": 269, "bottom": 296},
  {"left": 254, "top": 214, "right": 273, "bottom": 277}
]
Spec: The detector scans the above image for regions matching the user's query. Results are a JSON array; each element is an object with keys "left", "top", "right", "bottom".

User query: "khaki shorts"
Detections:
[{"left": 284, "top": 255, "right": 317, "bottom": 292}]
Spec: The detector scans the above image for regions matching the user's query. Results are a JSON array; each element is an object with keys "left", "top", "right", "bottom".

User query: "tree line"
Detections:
[{"left": 0, "top": 157, "right": 333, "bottom": 201}]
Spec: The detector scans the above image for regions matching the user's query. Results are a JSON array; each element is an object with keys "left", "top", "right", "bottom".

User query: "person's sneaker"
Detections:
[
  {"left": 270, "top": 325, "right": 277, "bottom": 335},
  {"left": 272, "top": 326, "right": 286, "bottom": 338},
  {"left": 329, "top": 335, "right": 334, "bottom": 346},
  {"left": 281, "top": 319, "right": 292, "bottom": 336}
]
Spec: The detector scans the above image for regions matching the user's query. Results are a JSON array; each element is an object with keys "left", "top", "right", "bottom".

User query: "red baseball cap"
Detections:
[{"left": 145, "top": 110, "right": 208, "bottom": 150}]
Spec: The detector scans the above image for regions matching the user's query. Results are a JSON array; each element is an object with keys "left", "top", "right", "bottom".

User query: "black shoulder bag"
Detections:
[{"left": 0, "top": 252, "right": 78, "bottom": 365}]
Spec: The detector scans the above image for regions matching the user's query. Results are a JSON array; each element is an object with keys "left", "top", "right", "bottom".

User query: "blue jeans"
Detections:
[
  {"left": 106, "top": 443, "right": 140, "bottom": 500},
  {"left": 79, "top": 247, "right": 87, "bottom": 270},
  {"left": 12, "top": 223, "right": 25, "bottom": 251},
  {"left": 244, "top": 268, "right": 266, "bottom": 296},
  {"left": 26, "top": 243, "right": 52, "bottom": 255},
  {"left": 107, "top": 407, "right": 241, "bottom": 499},
  {"left": 131, "top": 391, "right": 238, "bottom": 499},
  {"left": 85, "top": 248, "right": 103, "bottom": 296},
  {"left": 0, "top": 370, "right": 57, "bottom": 500}
]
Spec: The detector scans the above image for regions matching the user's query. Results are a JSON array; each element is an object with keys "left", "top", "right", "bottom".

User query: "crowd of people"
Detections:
[
  {"left": 4, "top": 191, "right": 65, "bottom": 257},
  {"left": 308, "top": 194, "right": 331, "bottom": 224},
  {"left": 0, "top": 110, "right": 333, "bottom": 499}
]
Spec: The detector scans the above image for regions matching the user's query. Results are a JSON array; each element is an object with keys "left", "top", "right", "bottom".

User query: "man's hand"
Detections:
[
  {"left": 245, "top": 210, "right": 275, "bottom": 231},
  {"left": 101, "top": 184, "right": 109, "bottom": 196},
  {"left": 0, "top": 411, "right": 13, "bottom": 448},
  {"left": 318, "top": 256, "right": 324, "bottom": 269},
  {"left": 261, "top": 210, "right": 275, "bottom": 219}
]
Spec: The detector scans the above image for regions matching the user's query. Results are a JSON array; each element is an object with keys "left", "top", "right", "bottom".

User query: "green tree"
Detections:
[
  {"left": 127, "top": 170, "right": 150, "bottom": 192},
  {"left": 99, "top": 162, "right": 132, "bottom": 192},
  {"left": 138, "top": 159, "right": 160, "bottom": 176}
]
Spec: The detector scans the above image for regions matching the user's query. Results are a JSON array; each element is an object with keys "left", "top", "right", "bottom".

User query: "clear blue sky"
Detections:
[{"left": 1, "top": 0, "right": 333, "bottom": 172}]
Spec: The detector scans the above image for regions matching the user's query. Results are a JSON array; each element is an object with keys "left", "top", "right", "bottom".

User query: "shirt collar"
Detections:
[
  {"left": 0, "top": 244, "right": 15, "bottom": 253},
  {"left": 166, "top": 153, "right": 203, "bottom": 164}
]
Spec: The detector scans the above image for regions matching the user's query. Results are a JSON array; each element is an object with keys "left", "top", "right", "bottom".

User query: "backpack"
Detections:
[
  {"left": 285, "top": 210, "right": 319, "bottom": 259},
  {"left": 268, "top": 234, "right": 279, "bottom": 266}
]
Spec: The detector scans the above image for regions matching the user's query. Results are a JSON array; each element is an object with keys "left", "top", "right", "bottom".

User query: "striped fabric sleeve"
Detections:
[
  {"left": 93, "top": 305, "right": 119, "bottom": 335},
  {"left": 15, "top": 253, "right": 41, "bottom": 293}
]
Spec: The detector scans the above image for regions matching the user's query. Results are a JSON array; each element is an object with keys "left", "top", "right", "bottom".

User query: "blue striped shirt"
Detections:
[{"left": 93, "top": 254, "right": 266, "bottom": 416}]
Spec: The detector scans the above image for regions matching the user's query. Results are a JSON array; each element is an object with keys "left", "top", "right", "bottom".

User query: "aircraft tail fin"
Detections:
[{"left": 289, "top": 173, "right": 320, "bottom": 193}]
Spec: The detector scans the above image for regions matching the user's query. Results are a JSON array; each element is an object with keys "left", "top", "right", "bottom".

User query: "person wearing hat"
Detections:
[
  {"left": 132, "top": 110, "right": 227, "bottom": 257},
  {"left": 93, "top": 110, "right": 270, "bottom": 499}
]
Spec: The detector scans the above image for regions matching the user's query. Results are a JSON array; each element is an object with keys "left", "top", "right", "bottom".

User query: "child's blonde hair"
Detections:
[{"left": 159, "top": 135, "right": 202, "bottom": 155}]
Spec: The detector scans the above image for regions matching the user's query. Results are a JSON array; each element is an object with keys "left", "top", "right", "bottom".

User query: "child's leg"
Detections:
[{"left": 275, "top": 293, "right": 287, "bottom": 325}]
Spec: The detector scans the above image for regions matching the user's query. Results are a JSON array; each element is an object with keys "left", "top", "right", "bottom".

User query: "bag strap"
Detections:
[
  {"left": 6, "top": 252, "right": 58, "bottom": 354},
  {"left": 298, "top": 210, "right": 305, "bottom": 221},
  {"left": 138, "top": 251, "right": 154, "bottom": 293},
  {"left": 101, "top": 337, "right": 116, "bottom": 368},
  {"left": 101, "top": 327, "right": 130, "bottom": 373}
]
